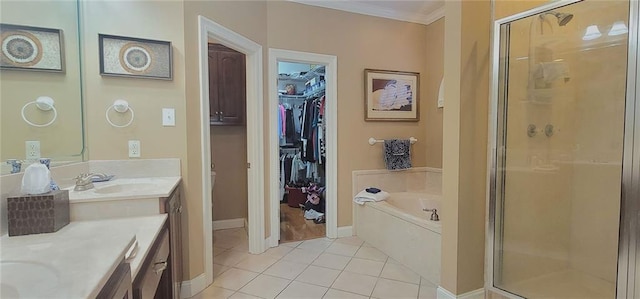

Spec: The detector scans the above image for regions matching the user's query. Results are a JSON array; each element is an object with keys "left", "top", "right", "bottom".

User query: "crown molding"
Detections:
[{"left": 289, "top": 0, "right": 444, "bottom": 26}]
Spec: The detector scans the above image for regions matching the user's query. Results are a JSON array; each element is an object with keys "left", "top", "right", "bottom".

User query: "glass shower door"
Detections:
[{"left": 492, "top": 1, "right": 632, "bottom": 298}]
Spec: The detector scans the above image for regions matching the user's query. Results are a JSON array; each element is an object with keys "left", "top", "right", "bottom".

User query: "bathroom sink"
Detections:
[
  {"left": 0, "top": 261, "right": 61, "bottom": 298},
  {"left": 94, "top": 183, "right": 158, "bottom": 194}
]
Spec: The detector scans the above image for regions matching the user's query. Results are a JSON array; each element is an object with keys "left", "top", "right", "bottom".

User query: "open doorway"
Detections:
[
  {"left": 277, "top": 61, "right": 327, "bottom": 243},
  {"left": 197, "top": 16, "right": 265, "bottom": 293},
  {"left": 208, "top": 42, "right": 249, "bottom": 236},
  {"left": 268, "top": 49, "right": 338, "bottom": 247}
]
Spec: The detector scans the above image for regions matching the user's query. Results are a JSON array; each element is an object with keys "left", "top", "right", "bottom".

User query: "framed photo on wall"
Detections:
[
  {"left": 364, "top": 69, "right": 419, "bottom": 121},
  {"left": 0, "top": 23, "right": 64, "bottom": 72},
  {"left": 98, "top": 34, "right": 172, "bottom": 80}
]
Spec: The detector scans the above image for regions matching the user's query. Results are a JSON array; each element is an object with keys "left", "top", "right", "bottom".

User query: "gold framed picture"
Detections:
[
  {"left": 99, "top": 34, "right": 172, "bottom": 80},
  {"left": 0, "top": 23, "right": 64, "bottom": 72},
  {"left": 364, "top": 69, "right": 419, "bottom": 121}
]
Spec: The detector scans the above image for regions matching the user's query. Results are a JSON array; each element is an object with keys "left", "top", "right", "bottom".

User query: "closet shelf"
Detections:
[
  {"left": 279, "top": 86, "right": 326, "bottom": 100},
  {"left": 302, "top": 65, "right": 325, "bottom": 81},
  {"left": 277, "top": 65, "right": 325, "bottom": 82},
  {"left": 304, "top": 86, "right": 325, "bottom": 99},
  {"left": 279, "top": 94, "right": 306, "bottom": 99}
]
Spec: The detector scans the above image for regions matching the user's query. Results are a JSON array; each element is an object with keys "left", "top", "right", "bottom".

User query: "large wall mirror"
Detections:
[{"left": 0, "top": 0, "right": 85, "bottom": 175}]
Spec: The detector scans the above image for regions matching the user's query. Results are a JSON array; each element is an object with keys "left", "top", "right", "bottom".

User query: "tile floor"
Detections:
[{"left": 191, "top": 228, "right": 438, "bottom": 299}]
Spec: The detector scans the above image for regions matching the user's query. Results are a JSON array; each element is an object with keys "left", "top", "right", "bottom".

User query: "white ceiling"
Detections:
[{"left": 290, "top": 0, "right": 445, "bottom": 25}]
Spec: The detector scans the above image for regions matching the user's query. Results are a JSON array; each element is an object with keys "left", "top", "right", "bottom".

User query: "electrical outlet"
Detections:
[
  {"left": 128, "top": 140, "right": 141, "bottom": 158},
  {"left": 26, "top": 141, "right": 41, "bottom": 160}
]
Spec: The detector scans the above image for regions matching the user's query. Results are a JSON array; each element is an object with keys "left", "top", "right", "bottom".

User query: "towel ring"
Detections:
[
  {"left": 106, "top": 99, "right": 135, "bottom": 128},
  {"left": 21, "top": 96, "right": 58, "bottom": 127}
]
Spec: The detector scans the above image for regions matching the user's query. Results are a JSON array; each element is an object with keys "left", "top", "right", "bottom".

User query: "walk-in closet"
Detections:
[{"left": 277, "top": 62, "right": 327, "bottom": 243}]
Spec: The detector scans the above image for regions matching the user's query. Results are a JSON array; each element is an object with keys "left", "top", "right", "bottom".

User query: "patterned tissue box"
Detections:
[{"left": 7, "top": 190, "right": 70, "bottom": 236}]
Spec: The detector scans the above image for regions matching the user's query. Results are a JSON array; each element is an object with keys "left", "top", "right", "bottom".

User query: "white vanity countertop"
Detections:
[
  {"left": 0, "top": 214, "right": 167, "bottom": 298},
  {"left": 67, "top": 176, "right": 181, "bottom": 203}
]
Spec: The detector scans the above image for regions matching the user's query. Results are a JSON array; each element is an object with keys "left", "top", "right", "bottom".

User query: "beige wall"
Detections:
[
  {"left": 80, "top": 0, "right": 190, "bottom": 277},
  {"left": 441, "top": 0, "right": 490, "bottom": 295},
  {"left": 182, "top": 0, "right": 443, "bottom": 279},
  {"left": 31, "top": 0, "right": 450, "bottom": 282},
  {"left": 211, "top": 126, "right": 248, "bottom": 221},
  {"left": 425, "top": 18, "right": 445, "bottom": 169},
  {"left": 0, "top": 1, "right": 83, "bottom": 165},
  {"left": 183, "top": 0, "right": 268, "bottom": 280},
  {"left": 266, "top": 2, "right": 431, "bottom": 227}
]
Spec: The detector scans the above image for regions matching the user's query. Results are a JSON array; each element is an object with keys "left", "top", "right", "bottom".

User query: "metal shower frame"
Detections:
[{"left": 486, "top": 0, "right": 640, "bottom": 298}]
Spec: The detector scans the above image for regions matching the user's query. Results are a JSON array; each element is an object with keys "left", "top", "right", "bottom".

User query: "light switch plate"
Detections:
[
  {"left": 162, "top": 108, "right": 175, "bottom": 127},
  {"left": 128, "top": 140, "right": 140, "bottom": 158}
]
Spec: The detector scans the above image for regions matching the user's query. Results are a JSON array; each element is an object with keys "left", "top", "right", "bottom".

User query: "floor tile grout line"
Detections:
[{"left": 214, "top": 230, "right": 428, "bottom": 298}]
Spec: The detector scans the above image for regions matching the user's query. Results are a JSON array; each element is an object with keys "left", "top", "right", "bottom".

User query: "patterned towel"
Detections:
[{"left": 383, "top": 139, "right": 411, "bottom": 170}]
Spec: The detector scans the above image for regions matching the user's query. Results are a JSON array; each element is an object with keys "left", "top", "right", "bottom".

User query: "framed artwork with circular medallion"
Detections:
[
  {"left": 0, "top": 23, "right": 64, "bottom": 72},
  {"left": 98, "top": 34, "right": 172, "bottom": 80}
]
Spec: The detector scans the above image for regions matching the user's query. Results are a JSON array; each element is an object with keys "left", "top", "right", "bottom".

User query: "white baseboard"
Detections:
[
  {"left": 337, "top": 226, "right": 353, "bottom": 238},
  {"left": 437, "top": 287, "right": 484, "bottom": 299},
  {"left": 213, "top": 218, "right": 246, "bottom": 231},
  {"left": 180, "top": 273, "right": 207, "bottom": 298},
  {"left": 266, "top": 235, "right": 279, "bottom": 248}
]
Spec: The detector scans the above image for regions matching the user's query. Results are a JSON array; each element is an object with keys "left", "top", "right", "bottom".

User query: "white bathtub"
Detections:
[{"left": 355, "top": 192, "right": 442, "bottom": 285}]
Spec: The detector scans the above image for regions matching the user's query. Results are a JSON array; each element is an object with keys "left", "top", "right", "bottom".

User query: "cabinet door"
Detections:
[
  {"left": 208, "top": 50, "right": 220, "bottom": 123},
  {"left": 208, "top": 43, "right": 246, "bottom": 126},
  {"left": 170, "top": 190, "right": 183, "bottom": 299},
  {"left": 216, "top": 50, "right": 245, "bottom": 125},
  {"left": 164, "top": 186, "right": 183, "bottom": 299}
]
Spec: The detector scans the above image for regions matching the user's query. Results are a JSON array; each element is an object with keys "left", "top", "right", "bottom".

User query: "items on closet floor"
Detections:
[
  {"left": 280, "top": 203, "right": 326, "bottom": 243},
  {"left": 283, "top": 182, "right": 325, "bottom": 224}
]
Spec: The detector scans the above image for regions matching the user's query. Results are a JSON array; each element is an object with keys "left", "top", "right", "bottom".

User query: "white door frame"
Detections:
[
  {"left": 267, "top": 49, "right": 338, "bottom": 246},
  {"left": 197, "top": 15, "right": 265, "bottom": 289}
]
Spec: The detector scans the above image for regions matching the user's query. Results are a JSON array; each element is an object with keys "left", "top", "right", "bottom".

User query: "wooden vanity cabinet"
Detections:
[
  {"left": 208, "top": 43, "right": 246, "bottom": 126},
  {"left": 98, "top": 260, "right": 133, "bottom": 299},
  {"left": 157, "top": 184, "right": 183, "bottom": 299},
  {"left": 131, "top": 184, "right": 182, "bottom": 299},
  {"left": 133, "top": 228, "right": 170, "bottom": 299}
]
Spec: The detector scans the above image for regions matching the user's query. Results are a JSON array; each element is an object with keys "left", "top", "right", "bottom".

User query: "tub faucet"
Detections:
[{"left": 423, "top": 208, "right": 439, "bottom": 221}]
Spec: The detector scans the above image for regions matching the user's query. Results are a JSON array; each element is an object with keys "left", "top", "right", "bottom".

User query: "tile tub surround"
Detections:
[
  {"left": 351, "top": 167, "right": 442, "bottom": 196},
  {"left": 352, "top": 168, "right": 443, "bottom": 285},
  {"left": 355, "top": 194, "right": 442, "bottom": 285},
  {"left": 0, "top": 214, "right": 167, "bottom": 298}
]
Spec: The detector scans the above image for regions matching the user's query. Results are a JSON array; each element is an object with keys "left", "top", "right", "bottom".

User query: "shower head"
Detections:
[{"left": 540, "top": 11, "right": 574, "bottom": 26}]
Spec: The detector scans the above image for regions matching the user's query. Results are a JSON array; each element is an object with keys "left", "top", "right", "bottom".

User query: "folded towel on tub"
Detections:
[
  {"left": 383, "top": 139, "right": 411, "bottom": 170},
  {"left": 353, "top": 189, "right": 390, "bottom": 205}
]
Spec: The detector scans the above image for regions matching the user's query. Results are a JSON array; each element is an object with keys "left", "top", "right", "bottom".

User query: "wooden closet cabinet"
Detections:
[{"left": 208, "top": 43, "right": 246, "bottom": 126}]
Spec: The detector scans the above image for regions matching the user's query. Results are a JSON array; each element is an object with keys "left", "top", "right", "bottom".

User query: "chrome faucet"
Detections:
[
  {"left": 74, "top": 174, "right": 95, "bottom": 191},
  {"left": 74, "top": 173, "right": 109, "bottom": 191},
  {"left": 423, "top": 208, "right": 440, "bottom": 221}
]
